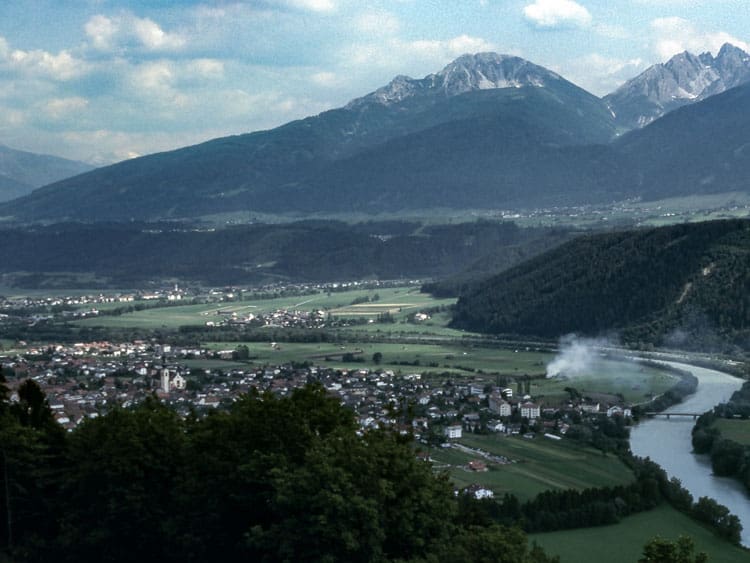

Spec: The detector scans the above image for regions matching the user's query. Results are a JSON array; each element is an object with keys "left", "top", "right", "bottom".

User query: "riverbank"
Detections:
[{"left": 630, "top": 360, "right": 750, "bottom": 546}]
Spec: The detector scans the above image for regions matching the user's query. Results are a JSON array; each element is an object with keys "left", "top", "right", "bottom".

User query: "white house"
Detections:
[
  {"left": 444, "top": 425, "right": 462, "bottom": 439},
  {"left": 520, "top": 402, "right": 541, "bottom": 420},
  {"left": 464, "top": 484, "right": 494, "bottom": 500},
  {"left": 580, "top": 402, "right": 600, "bottom": 414},
  {"left": 489, "top": 393, "right": 512, "bottom": 417},
  {"left": 606, "top": 406, "right": 632, "bottom": 418},
  {"left": 488, "top": 421, "right": 506, "bottom": 433}
]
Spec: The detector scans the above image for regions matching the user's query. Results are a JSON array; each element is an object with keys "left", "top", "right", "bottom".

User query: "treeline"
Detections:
[
  {"left": 631, "top": 368, "right": 699, "bottom": 416},
  {"left": 463, "top": 456, "right": 742, "bottom": 544},
  {"left": 0, "top": 220, "right": 569, "bottom": 288},
  {"left": 692, "top": 380, "right": 750, "bottom": 492},
  {"left": 449, "top": 219, "right": 750, "bottom": 351},
  {"left": 0, "top": 373, "right": 560, "bottom": 563}
]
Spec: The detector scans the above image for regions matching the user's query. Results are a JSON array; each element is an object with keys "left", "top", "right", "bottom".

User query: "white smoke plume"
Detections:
[{"left": 546, "top": 335, "right": 610, "bottom": 378}]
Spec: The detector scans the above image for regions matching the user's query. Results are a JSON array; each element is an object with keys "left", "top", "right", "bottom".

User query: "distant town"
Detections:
[{"left": 1, "top": 336, "right": 633, "bottom": 441}]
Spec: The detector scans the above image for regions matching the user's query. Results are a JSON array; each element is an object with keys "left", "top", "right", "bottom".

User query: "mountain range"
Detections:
[
  {"left": 2, "top": 45, "right": 750, "bottom": 222},
  {"left": 604, "top": 43, "right": 750, "bottom": 130},
  {"left": 0, "top": 144, "right": 93, "bottom": 203}
]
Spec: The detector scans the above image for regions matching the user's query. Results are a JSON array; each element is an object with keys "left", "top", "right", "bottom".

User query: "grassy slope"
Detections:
[
  {"left": 430, "top": 434, "right": 634, "bottom": 502},
  {"left": 531, "top": 504, "right": 750, "bottom": 563},
  {"left": 713, "top": 419, "right": 750, "bottom": 446}
]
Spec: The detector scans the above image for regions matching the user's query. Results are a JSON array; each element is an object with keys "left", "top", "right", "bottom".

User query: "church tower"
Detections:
[{"left": 161, "top": 367, "right": 170, "bottom": 393}]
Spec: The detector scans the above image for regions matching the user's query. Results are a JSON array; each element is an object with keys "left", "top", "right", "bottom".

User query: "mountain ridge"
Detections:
[
  {"left": 0, "top": 52, "right": 619, "bottom": 221},
  {"left": 346, "top": 53, "right": 564, "bottom": 108},
  {"left": 450, "top": 219, "right": 750, "bottom": 350},
  {"left": 3, "top": 47, "right": 750, "bottom": 222},
  {"left": 604, "top": 43, "right": 750, "bottom": 130},
  {"left": 0, "top": 144, "right": 94, "bottom": 203}
]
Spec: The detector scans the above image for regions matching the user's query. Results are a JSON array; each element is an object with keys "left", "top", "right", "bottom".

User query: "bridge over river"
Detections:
[{"left": 643, "top": 411, "right": 703, "bottom": 420}]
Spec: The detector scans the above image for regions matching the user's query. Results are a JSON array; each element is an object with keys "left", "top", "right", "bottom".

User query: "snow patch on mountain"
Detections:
[
  {"left": 346, "top": 52, "right": 562, "bottom": 109},
  {"left": 604, "top": 43, "right": 750, "bottom": 129}
]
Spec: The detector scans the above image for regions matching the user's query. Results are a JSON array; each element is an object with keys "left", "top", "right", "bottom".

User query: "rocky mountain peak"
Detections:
[
  {"left": 435, "top": 52, "right": 561, "bottom": 96},
  {"left": 604, "top": 43, "right": 750, "bottom": 130},
  {"left": 346, "top": 52, "right": 561, "bottom": 109}
]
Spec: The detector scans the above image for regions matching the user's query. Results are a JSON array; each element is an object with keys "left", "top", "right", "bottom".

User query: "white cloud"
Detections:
[
  {"left": 85, "top": 14, "right": 186, "bottom": 53},
  {"left": 85, "top": 15, "right": 118, "bottom": 50},
  {"left": 650, "top": 17, "right": 750, "bottom": 59},
  {"left": 43, "top": 97, "right": 89, "bottom": 119},
  {"left": 283, "top": 0, "right": 337, "bottom": 13},
  {"left": 411, "top": 34, "right": 498, "bottom": 58},
  {"left": 187, "top": 58, "right": 225, "bottom": 80},
  {"left": 355, "top": 11, "right": 401, "bottom": 35},
  {"left": 594, "top": 23, "right": 630, "bottom": 40},
  {"left": 311, "top": 71, "right": 339, "bottom": 87},
  {"left": 133, "top": 17, "right": 186, "bottom": 50},
  {"left": 340, "top": 34, "right": 500, "bottom": 81},
  {"left": 523, "top": 0, "right": 592, "bottom": 29},
  {"left": 0, "top": 107, "right": 26, "bottom": 128},
  {"left": 126, "top": 61, "right": 189, "bottom": 110},
  {"left": 559, "top": 53, "right": 647, "bottom": 95},
  {"left": 6, "top": 48, "right": 88, "bottom": 80}
]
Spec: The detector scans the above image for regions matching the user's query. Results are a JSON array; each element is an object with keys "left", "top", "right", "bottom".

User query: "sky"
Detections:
[{"left": 0, "top": 0, "right": 748, "bottom": 164}]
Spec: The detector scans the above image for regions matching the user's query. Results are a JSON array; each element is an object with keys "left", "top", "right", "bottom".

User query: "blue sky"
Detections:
[{"left": 0, "top": 0, "right": 748, "bottom": 164}]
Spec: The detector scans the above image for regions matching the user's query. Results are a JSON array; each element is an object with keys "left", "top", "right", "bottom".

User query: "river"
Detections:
[{"left": 629, "top": 361, "right": 750, "bottom": 546}]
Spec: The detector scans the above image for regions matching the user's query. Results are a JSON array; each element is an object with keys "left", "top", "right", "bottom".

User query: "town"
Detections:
[{"left": 1, "top": 338, "right": 633, "bottom": 442}]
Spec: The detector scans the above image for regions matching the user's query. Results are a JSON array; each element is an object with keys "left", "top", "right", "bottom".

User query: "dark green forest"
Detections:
[
  {"left": 0, "top": 372, "right": 563, "bottom": 563},
  {"left": 449, "top": 219, "right": 750, "bottom": 351},
  {"left": 0, "top": 220, "right": 569, "bottom": 288}
]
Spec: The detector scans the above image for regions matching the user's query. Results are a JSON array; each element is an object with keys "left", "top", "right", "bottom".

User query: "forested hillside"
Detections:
[
  {"left": 0, "top": 220, "right": 569, "bottom": 287},
  {"left": 450, "top": 219, "right": 750, "bottom": 350}
]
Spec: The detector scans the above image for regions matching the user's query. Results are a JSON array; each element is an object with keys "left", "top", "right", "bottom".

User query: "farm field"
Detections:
[
  {"left": 188, "top": 343, "right": 678, "bottom": 399},
  {"left": 0, "top": 285, "right": 136, "bottom": 298},
  {"left": 713, "top": 419, "right": 750, "bottom": 446},
  {"left": 531, "top": 358, "right": 679, "bottom": 405},
  {"left": 430, "top": 434, "right": 633, "bottom": 502},
  {"left": 531, "top": 503, "right": 750, "bottom": 563},
  {"left": 180, "top": 358, "right": 252, "bottom": 371},
  {"left": 204, "top": 341, "right": 552, "bottom": 375},
  {"left": 340, "top": 310, "right": 470, "bottom": 338},
  {"left": 74, "top": 286, "right": 455, "bottom": 329}
]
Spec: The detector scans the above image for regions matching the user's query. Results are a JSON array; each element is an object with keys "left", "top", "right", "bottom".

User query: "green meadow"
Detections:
[
  {"left": 530, "top": 359, "right": 679, "bottom": 405},
  {"left": 74, "top": 286, "right": 456, "bottom": 329},
  {"left": 430, "top": 434, "right": 633, "bottom": 502},
  {"left": 203, "top": 340, "right": 551, "bottom": 375},
  {"left": 531, "top": 504, "right": 750, "bottom": 563},
  {"left": 713, "top": 419, "right": 750, "bottom": 446}
]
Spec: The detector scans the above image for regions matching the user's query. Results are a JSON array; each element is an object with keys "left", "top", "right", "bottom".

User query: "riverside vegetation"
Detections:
[{"left": 692, "top": 380, "right": 750, "bottom": 491}]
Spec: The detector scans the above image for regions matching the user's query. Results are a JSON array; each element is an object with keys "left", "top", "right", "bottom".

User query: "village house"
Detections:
[
  {"left": 580, "top": 402, "right": 600, "bottom": 414},
  {"left": 463, "top": 484, "right": 494, "bottom": 500},
  {"left": 520, "top": 401, "right": 541, "bottom": 420},
  {"left": 444, "top": 425, "right": 462, "bottom": 439},
  {"left": 606, "top": 405, "right": 632, "bottom": 418},
  {"left": 468, "top": 459, "right": 487, "bottom": 472},
  {"left": 488, "top": 392, "right": 512, "bottom": 416}
]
